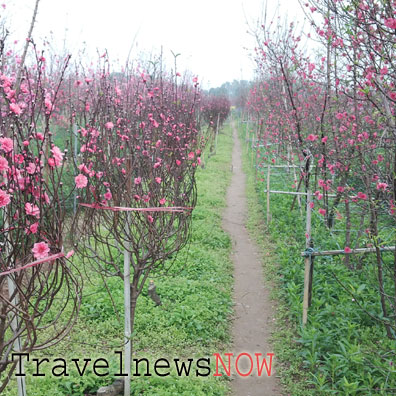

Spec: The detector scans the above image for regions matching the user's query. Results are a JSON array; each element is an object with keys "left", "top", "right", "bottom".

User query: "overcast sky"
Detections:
[{"left": 1, "top": 0, "right": 306, "bottom": 88}]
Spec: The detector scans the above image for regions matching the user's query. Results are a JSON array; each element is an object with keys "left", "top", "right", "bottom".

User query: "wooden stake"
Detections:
[
  {"left": 123, "top": 243, "right": 131, "bottom": 396},
  {"left": 266, "top": 165, "right": 271, "bottom": 224},
  {"left": 7, "top": 276, "right": 27, "bottom": 396},
  {"left": 215, "top": 113, "right": 220, "bottom": 154},
  {"left": 302, "top": 189, "right": 312, "bottom": 326},
  {"left": 73, "top": 123, "right": 78, "bottom": 215},
  {"left": 124, "top": 157, "right": 132, "bottom": 396}
]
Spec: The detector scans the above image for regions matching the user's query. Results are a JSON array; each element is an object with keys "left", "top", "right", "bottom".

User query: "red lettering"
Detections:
[
  {"left": 213, "top": 353, "right": 233, "bottom": 377},
  {"left": 235, "top": 353, "right": 254, "bottom": 377},
  {"left": 255, "top": 353, "right": 274, "bottom": 376}
]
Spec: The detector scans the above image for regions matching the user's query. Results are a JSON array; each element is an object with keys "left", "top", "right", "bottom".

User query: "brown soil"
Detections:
[{"left": 222, "top": 124, "right": 281, "bottom": 396}]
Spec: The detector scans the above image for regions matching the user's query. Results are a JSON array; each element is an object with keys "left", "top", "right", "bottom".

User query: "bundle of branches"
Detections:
[
  {"left": 0, "top": 43, "right": 81, "bottom": 391},
  {"left": 71, "top": 60, "right": 202, "bottom": 362}
]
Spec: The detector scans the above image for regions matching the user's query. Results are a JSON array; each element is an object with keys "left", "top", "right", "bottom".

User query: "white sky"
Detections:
[{"left": 1, "top": 0, "right": 306, "bottom": 88}]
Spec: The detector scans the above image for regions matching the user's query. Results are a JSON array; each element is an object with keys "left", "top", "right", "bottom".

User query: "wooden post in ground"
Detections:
[
  {"left": 215, "top": 113, "right": 220, "bottom": 154},
  {"left": 292, "top": 165, "right": 302, "bottom": 215},
  {"left": 302, "top": 188, "right": 312, "bottom": 326},
  {"left": 73, "top": 123, "right": 78, "bottom": 215},
  {"left": 245, "top": 117, "right": 249, "bottom": 148},
  {"left": 4, "top": 211, "right": 26, "bottom": 396},
  {"left": 7, "top": 276, "right": 27, "bottom": 396},
  {"left": 123, "top": 242, "right": 131, "bottom": 396},
  {"left": 123, "top": 157, "right": 132, "bottom": 396},
  {"left": 266, "top": 165, "right": 271, "bottom": 224}
]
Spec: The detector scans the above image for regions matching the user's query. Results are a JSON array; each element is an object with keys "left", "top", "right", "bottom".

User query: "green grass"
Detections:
[
  {"left": 2, "top": 123, "right": 235, "bottom": 396},
  {"left": 238, "top": 121, "right": 396, "bottom": 396}
]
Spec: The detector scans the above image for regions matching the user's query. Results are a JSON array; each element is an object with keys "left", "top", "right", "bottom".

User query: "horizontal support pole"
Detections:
[
  {"left": 262, "top": 190, "right": 337, "bottom": 197},
  {"left": 301, "top": 246, "right": 396, "bottom": 257},
  {"left": 258, "top": 165, "right": 300, "bottom": 168}
]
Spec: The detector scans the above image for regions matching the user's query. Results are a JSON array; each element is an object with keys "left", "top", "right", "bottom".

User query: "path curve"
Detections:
[{"left": 222, "top": 123, "right": 281, "bottom": 396}]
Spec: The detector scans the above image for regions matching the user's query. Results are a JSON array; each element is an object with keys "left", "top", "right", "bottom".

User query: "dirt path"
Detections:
[{"left": 222, "top": 124, "right": 281, "bottom": 396}]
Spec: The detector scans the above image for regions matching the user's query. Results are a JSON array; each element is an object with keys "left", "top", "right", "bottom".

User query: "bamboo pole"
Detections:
[
  {"left": 7, "top": 276, "right": 27, "bottom": 396},
  {"left": 302, "top": 189, "right": 312, "bottom": 326},
  {"left": 124, "top": 157, "right": 133, "bottom": 395},
  {"left": 262, "top": 190, "right": 337, "bottom": 197},
  {"left": 123, "top": 241, "right": 131, "bottom": 396},
  {"left": 292, "top": 165, "right": 302, "bottom": 214},
  {"left": 301, "top": 246, "right": 396, "bottom": 257},
  {"left": 73, "top": 123, "right": 78, "bottom": 215},
  {"left": 215, "top": 113, "right": 220, "bottom": 154},
  {"left": 5, "top": 216, "right": 26, "bottom": 395},
  {"left": 266, "top": 165, "right": 271, "bottom": 224},
  {"left": 245, "top": 116, "right": 249, "bottom": 148}
]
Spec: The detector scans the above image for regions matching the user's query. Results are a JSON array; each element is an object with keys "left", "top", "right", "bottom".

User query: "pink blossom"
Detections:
[
  {"left": 9, "top": 102, "right": 22, "bottom": 115},
  {"left": 385, "top": 18, "right": 396, "bottom": 29},
  {"left": 36, "top": 133, "right": 44, "bottom": 141},
  {"left": 44, "top": 97, "right": 53, "bottom": 111},
  {"left": 188, "top": 152, "right": 195, "bottom": 160},
  {"left": 380, "top": 67, "right": 388, "bottom": 75},
  {"left": 376, "top": 182, "right": 388, "bottom": 191},
  {"left": 0, "top": 137, "right": 13, "bottom": 153},
  {"left": 104, "top": 190, "right": 112, "bottom": 200},
  {"left": 147, "top": 215, "right": 154, "bottom": 223},
  {"left": 29, "top": 222, "right": 39, "bottom": 234},
  {"left": 176, "top": 160, "right": 181, "bottom": 166},
  {"left": 51, "top": 146, "right": 64, "bottom": 166},
  {"left": 155, "top": 177, "right": 162, "bottom": 184},
  {"left": 321, "top": 136, "right": 328, "bottom": 143},
  {"left": 337, "top": 186, "right": 345, "bottom": 193},
  {"left": 159, "top": 198, "right": 166, "bottom": 205},
  {"left": 307, "top": 134, "right": 318, "bottom": 142},
  {"left": 42, "top": 192, "right": 50, "bottom": 205},
  {"left": 32, "top": 242, "right": 50, "bottom": 260},
  {"left": 75, "top": 174, "right": 88, "bottom": 189},
  {"left": 66, "top": 250, "right": 75, "bottom": 259},
  {"left": 344, "top": 246, "right": 352, "bottom": 253},
  {"left": 318, "top": 208, "right": 326, "bottom": 216},
  {"left": 105, "top": 122, "right": 114, "bottom": 130},
  {"left": 357, "top": 192, "right": 367, "bottom": 200},
  {"left": 0, "top": 156, "right": 9, "bottom": 172},
  {"left": 134, "top": 177, "right": 142, "bottom": 185},
  {"left": 26, "top": 162, "right": 38, "bottom": 174},
  {"left": 314, "top": 190, "right": 323, "bottom": 200},
  {"left": 25, "top": 202, "right": 40, "bottom": 218},
  {"left": 0, "top": 190, "right": 11, "bottom": 207}
]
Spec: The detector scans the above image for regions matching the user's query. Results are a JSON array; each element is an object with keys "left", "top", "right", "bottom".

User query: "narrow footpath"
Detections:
[{"left": 222, "top": 124, "right": 281, "bottom": 396}]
